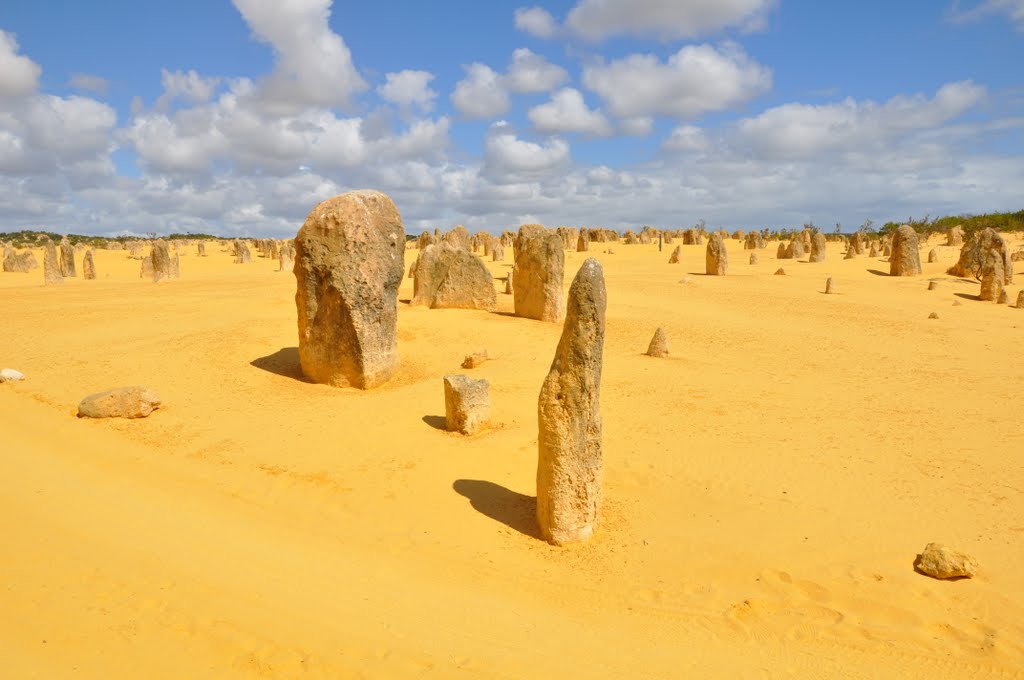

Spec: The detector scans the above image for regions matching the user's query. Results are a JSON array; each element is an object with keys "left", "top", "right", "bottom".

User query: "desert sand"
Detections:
[{"left": 1, "top": 235, "right": 1022, "bottom": 678}]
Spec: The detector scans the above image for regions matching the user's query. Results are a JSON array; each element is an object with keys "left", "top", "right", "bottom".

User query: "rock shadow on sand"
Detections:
[
  {"left": 453, "top": 479, "right": 541, "bottom": 539},
  {"left": 250, "top": 347, "right": 308, "bottom": 382},
  {"left": 422, "top": 415, "right": 447, "bottom": 430}
]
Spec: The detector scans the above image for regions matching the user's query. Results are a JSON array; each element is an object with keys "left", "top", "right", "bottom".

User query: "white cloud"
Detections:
[
  {"left": 451, "top": 64, "right": 509, "bottom": 119},
  {"left": 662, "top": 124, "right": 711, "bottom": 152},
  {"left": 377, "top": 70, "right": 437, "bottom": 111},
  {"left": 482, "top": 122, "right": 570, "bottom": 182},
  {"left": 0, "top": 30, "right": 41, "bottom": 98},
  {"left": 948, "top": 0, "right": 1024, "bottom": 30},
  {"left": 156, "top": 69, "right": 221, "bottom": 110},
  {"left": 506, "top": 48, "right": 569, "bottom": 93},
  {"left": 231, "top": 0, "right": 366, "bottom": 113},
  {"left": 735, "top": 81, "right": 986, "bottom": 158},
  {"left": 69, "top": 73, "right": 109, "bottom": 96},
  {"left": 583, "top": 43, "right": 771, "bottom": 119},
  {"left": 528, "top": 88, "right": 612, "bottom": 136},
  {"left": 514, "top": 6, "right": 559, "bottom": 38},
  {"left": 566, "top": 0, "right": 775, "bottom": 40}
]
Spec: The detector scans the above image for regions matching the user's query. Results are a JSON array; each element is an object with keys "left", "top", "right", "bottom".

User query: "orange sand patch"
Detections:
[{"left": 1, "top": 235, "right": 1022, "bottom": 678}]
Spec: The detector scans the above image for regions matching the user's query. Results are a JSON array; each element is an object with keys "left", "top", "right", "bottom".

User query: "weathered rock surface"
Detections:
[
  {"left": 537, "top": 258, "right": 606, "bottom": 546},
  {"left": 809, "top": 232, "right": 827, "bottom": 263},
  {"left": 234, "top": 240, "right": 252, "bottom": 264},
  {"left": 774, "top": 268, "right": 786, "bottom": 275},
  {"left": 889, "top": 225, "right": 922, "bottom": 276},
  {"left": 979, "top": 249, "right": 1005, "bottom": 302},
  {"left": 78, "top": 386, "right": 161, "bottom": 419},
  {"left": 749, "top": 253, "right": 758, "bottom": 265},
  {"left": 412, "top": 243, "right": 497, "bottom": 311},
  {"left": 513, "top": 229, "right": 564, "bottom": 322},
  {"left": 947, "top": 228, "right": 1012, "bottom": 285},
  {"left": 443, "top": 375, "right": 490, "bottom": 435},
  {"left": 947, "top": 225, "right": 965, "bottom": 247},
  {"left": 668, "top": 245, "right": 681, "bottom": 264},
  {"left": 705, "top": 233, "right": 728, "bottom": 275},
  {"left": 915, "top": 543, "right": 978, "bottom": 579},
  {"left": 646, "top": 328, "right": 669, "bottom": 358},
  {"left": 928, "top": 281, "right": 938, "bottom": 291},
  {"left": 3, "top": 248, "right": 37, "bottom": 273},
  {"left": 43, "top": 240, "right": 62, "bottom": 285},
  {"left": 279, "top": 241, "right": 295, "bottom": 272},
  {"left": 148, "top": 240, "right": 179, "bottom": 282},
  {"left": 927, "top": 249, "right": 939, "bottom": 263},
  {"left": 83, "top": 250, "right": 96, "bottom": 280},
  {"left": 294, "top": 190, "right": 405, "bottom": 389},
  {"left": 825, "top": 277, "right": 836, "bottom": 294},
  {"left": 59, "top": 237, "right": 76, "bottom": 277}
]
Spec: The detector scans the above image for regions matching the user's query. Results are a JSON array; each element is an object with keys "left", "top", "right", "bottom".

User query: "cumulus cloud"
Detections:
[
  {"left": 566, "top": 0, "right": 775, "bottom": 40},
  {"left": 514, "top": 6, "right": 559, "bottom": 38},
  {"left": 0, "top": 30, "right": 41, "bottom": 98},
  {"left": 377, "top": 70, "right": 437, "bottom": 111},
  {"left": 528, "top": 88, "right": 612, "bottom": 136},
  {"left": 231, "top": 0, "right": 366, "bottom": 113},
  {"left": 482, "top": 122, "right": 570, "bottom": 183},
  {"left": 155, "top": 69, "right": 222, "bottom": 110},
  {"left": 451, "top": 63, "right": 509, "bottom": 119},
  {"left": 662, "top": 124, "right": 711, "bottom": 152},
  {"left": 506, "top": 48, "right": 569, "bottom": 93},
  {"left": 735, "top": 81, "right": 986, "bottom": 158},
  {"left": 583, "top": 43, "right": 771, "bottom": 119}
]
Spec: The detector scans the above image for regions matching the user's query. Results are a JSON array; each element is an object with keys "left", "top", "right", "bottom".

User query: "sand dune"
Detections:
[{"left": 1, "top": 236, "right": 1022, "bottom": 678}]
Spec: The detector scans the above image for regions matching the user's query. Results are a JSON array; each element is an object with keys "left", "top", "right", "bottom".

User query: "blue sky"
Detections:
[{"left": 0, "top": 0, "right": 1022, "bottom": 237}]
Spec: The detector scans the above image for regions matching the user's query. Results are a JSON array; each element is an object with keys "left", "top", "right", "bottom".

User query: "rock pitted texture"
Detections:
[
  {"left": 442, "top": 225, "right": 471, "bottom": 250},
  {"left": 43, "top": 240, "right": 62, "bottom": 285},
  {"left": 411, "top": 242, "right": 497, "bottom": 311},
  {"left": 809, "top": 232, "right": 827, "bottom": 263},
  {"left": 646, "top": 327, "right": 669, "bottom": 358},
  {"left": 149, "top": 240, "right": 179, "bottom": 282},
  {"left": 915, "top": 543, "right": 978, "bottom": 579},
  {"left": 59, "top": 237, "right": 76, "bottom": 277},
  {"left": 668, "top": 245, "right": 681, "bottom": 264},
  {"left": 0, "top": 368, "right": 25, "bottom": 383},
  {"left": 294, "top": 190, "right": 405, "bottom": 389},
  {"left": 234, "top": 240, "right": 252, "bottom": 264},
  {"left": 979, "top": 249, "right": 1005, "bottom": 302},
  {"left": 443, "top": 375, "right": 490, "bottom": 435},
  {"left": 947, "top": 228, "right": 1012, "bottom": 285},
  {"left": 705, "top": 233, "right": 728, "bottom": 275},
  {"left": 3, "top": 248, "right": 37, "bottom": 273},
  {"left": 889, "top": 225, "right": 922, "bottom": 276},
  {"left": 78, "top": 386, "right": 161, "bottom": 419},
  {"left": 83, "top": 250, "right": 96, "bottom": 280},
  {"left": 537, "top": 258, "right": 606, "bottom": 546},
  {"left": 513, "top": 230, "right": 564, "bottom": 322}
]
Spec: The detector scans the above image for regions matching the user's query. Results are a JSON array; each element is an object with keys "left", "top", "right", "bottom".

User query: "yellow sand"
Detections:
[{"left": 1, "top": 236, "right": 1022, "bottom": 679}]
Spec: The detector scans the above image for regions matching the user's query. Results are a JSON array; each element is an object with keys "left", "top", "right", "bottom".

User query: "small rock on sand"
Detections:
[
  {"left": 928, "top": 312, "right": 940, "bottom": 319},
  {"left": 0, "top": 368, "right": 26, "bottom": 383},
  {"left": 825, "top": 277, "right": 836, "bottom": 294},
  {"left": 915, "top": 542, "right": 978, "bottom": 579},
  {"left": 443, "top": 375, "right": 490, "bottom": 435},
  {"left": 952, "top": 299, "right": 962, "bottom": 306},
  {"left": 78, "top": 386, "right": 161, "bottom": 419},
  {"left": 646, "top": 328, "right": 669, "bottom": 358},
  {"left": 774, "top": 268, "right": 786, "bottom": 275},
  {"left": 461, "top": 350, "right": 489, "bottom": 369},
  {"left": 927, "top": 281, "right": 938, "bottom": 291}
]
